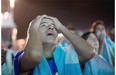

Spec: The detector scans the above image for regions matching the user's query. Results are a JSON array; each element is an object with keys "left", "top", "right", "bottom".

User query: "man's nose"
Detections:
[
  {"left": 48, "top": 25, "right": 54, "bottom": 30},
  {"left": 49, "top": 27, "right": 54, "bottom": 30}
]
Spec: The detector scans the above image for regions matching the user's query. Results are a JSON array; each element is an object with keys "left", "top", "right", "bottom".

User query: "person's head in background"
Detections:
[
  {"left": 1, "top": 40, "right": 10, "bottom": 50},
  {"left": 82, "top": 32, "right": 99, "bottom": 51},
  {"left": 90, "top": 20, "right": 106, "bottom": 38},
  {"left": 12, "top": 39, "right": 26, "bottom": 51},
  {"left": 107, "top": 25, "right": 115, "bottom": 42},
  {"left": 1, "top": 48, "right": 7, "bottom": 65}
]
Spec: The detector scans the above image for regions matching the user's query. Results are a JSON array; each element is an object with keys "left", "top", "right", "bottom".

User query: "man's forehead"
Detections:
[
  {"left": 31, "top": 17, "right": 54, "bottom": 25},
  {"left": 97, "top": 24, "right": 104, "bottom": 27},
  {"left": 41, "top": 18, "right": 54, "bottom": 22}
]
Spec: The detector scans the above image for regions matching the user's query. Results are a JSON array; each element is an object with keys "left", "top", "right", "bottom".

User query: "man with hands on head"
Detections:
[{"left": 14, "top": 15, "right": 95, "bottom": 75}]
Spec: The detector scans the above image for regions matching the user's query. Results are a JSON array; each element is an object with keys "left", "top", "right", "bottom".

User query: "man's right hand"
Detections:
[
  {"left": 28, "top": 15, "right": 47, "bottom": 36},
  {"left": 97, "top": 32, "right": 105, "bottom": 43}
]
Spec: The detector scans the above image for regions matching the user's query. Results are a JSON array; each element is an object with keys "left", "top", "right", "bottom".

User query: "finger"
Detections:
[
  {"left": 36, "top": 16, "right": 41, "bottom": 19},
  {"left": 34, "top": 15, "right": 47, "bottom": 26},
  {"left": 36, "top": 14, "right": 47, "bottom": 19},
  {"left": 35, "top": 15, "right": 47, "bottom": 21},
  {"left": 28, "top": 15, "right": 47, "bottom": 31},
  {"left": 41, "top": 14, "right": 47, "bottom": 18}
]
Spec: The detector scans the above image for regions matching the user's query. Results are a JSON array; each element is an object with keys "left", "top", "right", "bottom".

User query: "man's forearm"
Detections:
[
  {"left": 24, "top": 31, "right": 43, "bottom": 62},
  {"left": 59, "top": 25, "right": 95, "bottom": 62},
  {"left": 98, "top": 42, "right": 104, "bottom": 56},
  {"left": 20, "top": 31, "right": 43, "bottom": 72}
]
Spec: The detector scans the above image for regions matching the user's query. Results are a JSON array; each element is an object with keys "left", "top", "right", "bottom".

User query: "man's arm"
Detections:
[
  {"left": 53, "top": 18, "right": 95, "bottom": 64},
  {"left": 97, "top": 32, "right": 105, "bottom": 56},
  {"left": 19, "top": 15, "right": 46, "bottom": 73},
  {"left": 98, "top": 41, "right": 104, "bottom": 56}
]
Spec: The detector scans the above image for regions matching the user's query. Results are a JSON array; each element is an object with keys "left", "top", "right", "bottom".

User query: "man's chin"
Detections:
[{"left": 43, "top": 40, "right": 55, "bottom": 44}]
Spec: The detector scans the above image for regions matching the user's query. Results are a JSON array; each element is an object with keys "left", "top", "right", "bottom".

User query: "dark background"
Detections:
[{"left": 2, "top": 0, "right": 115, "bottom": 39}]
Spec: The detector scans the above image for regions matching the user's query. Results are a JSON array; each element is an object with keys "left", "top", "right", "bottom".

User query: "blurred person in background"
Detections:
[
  {"left": 90, "top": 20, "right": 115, "bottom": 66},
  {"left": 82, "top": 32, "right": 100, "bottom": 54},
  {"left": 81, "top": 31, "right": 114, "bottom": 75},
  {"left": 11, "top": 39, "right": 26, "bottom": 56},
  {"left": 1, "top": 40, "right": 9, "bottom": 65},
  {"left": 2, "top": 40, "right": 10, "bottom": 75},
  {"left": 2, "top": 49, "right": 7, "bottom": 65},
  {"left": 3, "top": 39, "right": 26, "bottom": 75},
  {"left": 107, "top": 25, "right": 115, "bottom": 42}
]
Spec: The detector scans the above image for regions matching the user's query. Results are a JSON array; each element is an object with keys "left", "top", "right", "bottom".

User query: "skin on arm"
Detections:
[
  {"left": 98, "top": 36, "right": 104, "bottom": 56},
  {"left": 19, "top": 15, "right": 47, "bottom": 73},
  {"left": 51, "top": 17, "right": 95, "bottom": 64},
  {"left": 94, "top": 25, "right": 106, "bottom": 56}
]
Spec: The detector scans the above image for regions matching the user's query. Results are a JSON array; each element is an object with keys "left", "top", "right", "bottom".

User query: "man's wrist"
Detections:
[{"left": 59, "top": 24, "right": 65, "bottom": 32}]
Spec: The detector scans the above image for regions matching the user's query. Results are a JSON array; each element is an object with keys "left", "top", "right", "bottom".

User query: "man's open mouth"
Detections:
[{"left": 47, "top": 32, "right": 54, "bottom": 36}]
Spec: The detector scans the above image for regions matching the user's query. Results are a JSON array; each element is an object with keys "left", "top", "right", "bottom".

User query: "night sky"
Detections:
[{"left": 13, "top": 0, "right": 114, "bottom": 39}]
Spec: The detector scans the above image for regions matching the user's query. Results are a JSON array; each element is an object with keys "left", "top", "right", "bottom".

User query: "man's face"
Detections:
[
  {"left": 95, "top": 24, "right": 106, "bottom": 37},
  {"left": 87, "top": 33, "right": 99, "bottom": 49},
  {"left": 38, "top": 18, "right": 58, "bottom": 44}
]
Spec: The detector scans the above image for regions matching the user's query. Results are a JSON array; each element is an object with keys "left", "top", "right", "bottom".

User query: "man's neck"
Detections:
[{"left": 43, "top": 43, "right": 56, "bottom": 58}]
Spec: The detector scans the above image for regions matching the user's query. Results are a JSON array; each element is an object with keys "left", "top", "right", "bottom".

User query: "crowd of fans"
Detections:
[{"left": 2, "top": 15, "right": 115, "bottom": 75}]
